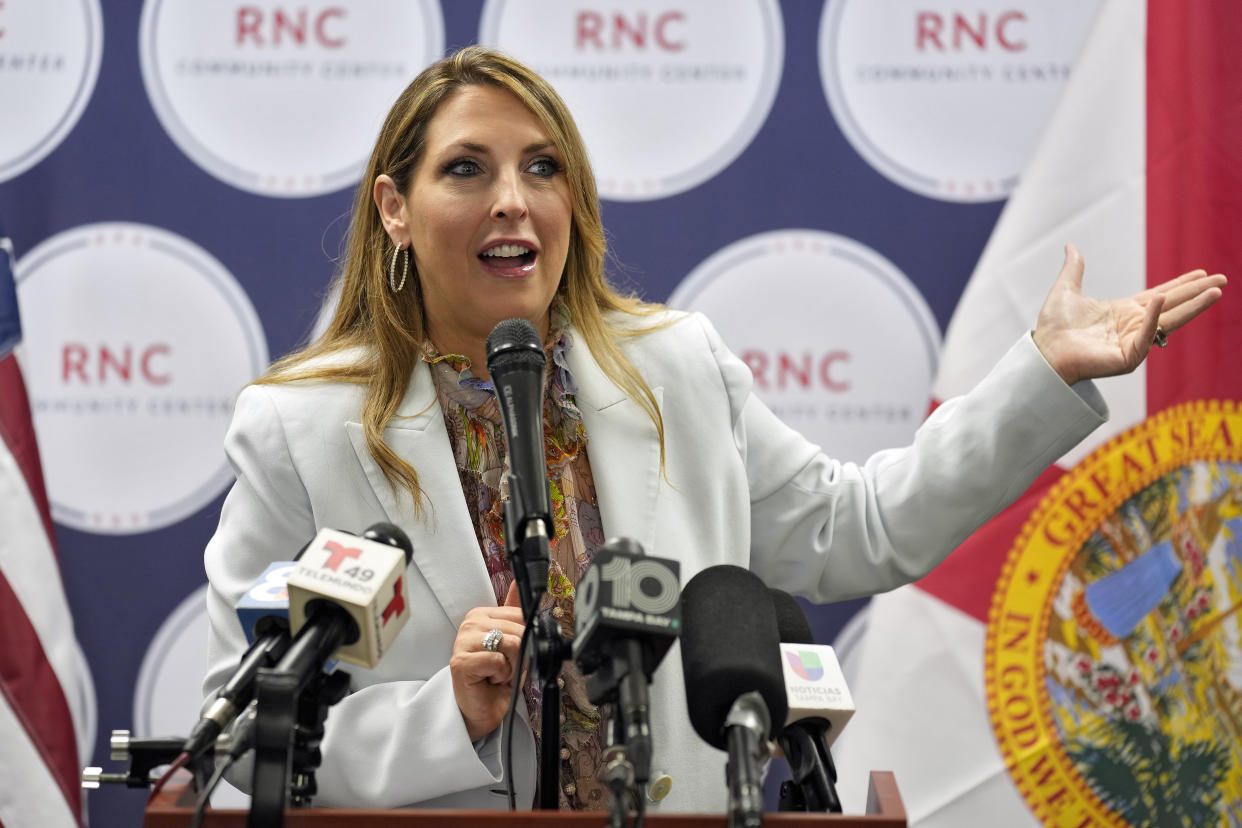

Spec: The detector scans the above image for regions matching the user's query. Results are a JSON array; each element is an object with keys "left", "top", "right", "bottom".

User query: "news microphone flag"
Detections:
[
  {"left": 0, "top": 223, "right": 94, "bottom": 827},
  {"left": 235, "top": 561, "right": 296, "bottom": 644},
  {"left": 778, "top": 644, "right": 854, "bottom": 750},
  {"left": 834, "top": 2, "right": 1242, "bottom": 826},
  {"left": 286, "top": 527, "right": 411, "bottom": 668}
]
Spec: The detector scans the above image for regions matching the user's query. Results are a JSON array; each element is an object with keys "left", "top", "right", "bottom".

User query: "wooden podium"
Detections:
[{"left": 144, "top": 772, "right": 906, "bottom": 827}]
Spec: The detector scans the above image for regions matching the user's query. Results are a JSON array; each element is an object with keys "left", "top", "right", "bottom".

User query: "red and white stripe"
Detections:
[
  {"left": 0, "top": 243, "right": 94, "bottom": 827},
  {"left": 834, "top": 0, "right": 1242, "bottom": 823}
]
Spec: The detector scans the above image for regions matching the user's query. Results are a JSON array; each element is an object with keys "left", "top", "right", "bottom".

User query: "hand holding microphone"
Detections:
[{"left": 450, "top": 581, "right": 526, "bottom": 741}]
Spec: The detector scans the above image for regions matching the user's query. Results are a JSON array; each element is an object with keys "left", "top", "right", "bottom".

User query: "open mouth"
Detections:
[
  {"left": 479, "top": 242, "right": 537, "bottom": 274},
  {"left": 480, "top": 251, "right": 535, "bottom": 267}
]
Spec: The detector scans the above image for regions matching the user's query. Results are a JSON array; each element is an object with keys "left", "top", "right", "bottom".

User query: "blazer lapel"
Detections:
[
  {"left": 344, "top": 331, "right": 665, "bottom": 626},
  {"left": 566, "top": 332, "right": 663, "bottom": 556},
  {"left": 345, "top": 361, "right": 494, "bottom": 629}
]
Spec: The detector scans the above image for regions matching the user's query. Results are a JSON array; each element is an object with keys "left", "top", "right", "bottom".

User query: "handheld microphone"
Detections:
[
  {"left": 247, "top": 524, "right": 412, "bottom": 820},
  {"left": 485, "top": 318, "right": 551, "bottom": 617},
  {"left": 186, "top": 528, "right": 407, "bottom": 761},
  {"left": 573, "top": 537, "right": 681, "bottom": 786},
  {"left": 680, "top": 566, "right": 787, "bottom": 828},
  {"left": 283, "top": 522, "right": 414, "bottom": 673},
  {"left": 770, "top": 589, "right": 852, "bottom": 813}
]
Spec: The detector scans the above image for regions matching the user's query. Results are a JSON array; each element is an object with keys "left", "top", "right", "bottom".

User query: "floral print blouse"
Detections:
[{"left": 421, "top": 305, "right": 612, "bottom": 810}]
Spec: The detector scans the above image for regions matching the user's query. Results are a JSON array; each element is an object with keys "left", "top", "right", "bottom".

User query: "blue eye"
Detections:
[
  {"left": 445, "top": 159, "right": 481, "bottom": 177},
  {"left": 528, "top": 157, "right": 562, "bottom": 178}
]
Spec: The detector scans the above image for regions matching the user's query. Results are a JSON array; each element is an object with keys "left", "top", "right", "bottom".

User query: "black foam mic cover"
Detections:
[
  {"left": 680, "top": 565, "right": 788, "bottom": 749},
  {"left": 769, "top": 588, "right": 815, "bottom": 645}
]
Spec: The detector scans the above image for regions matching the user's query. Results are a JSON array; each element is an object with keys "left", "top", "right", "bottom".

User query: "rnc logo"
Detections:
[
  {"left": 818, "top": 0, "right": 1101, "bottom": 201},
  {"left": 914, "top": 10, "right": 1029, "bottom": 52},
  {"left": 138, "top": 0, "right": 444, "bottom": 197},
  {"left": 479, "top": 0, "right": 782, "bottom": 200},
  {"left": 669, "top": 230, "right": 939, "bottom": 465},
  {"left": 785, "top": 650, "right": 825, "bottom": 682},
  {"left": 14, "top": 222, "right": 268, "bottom": 534},
  {"left": 234, "top": 6, "right": 348, "bottom": 48}
]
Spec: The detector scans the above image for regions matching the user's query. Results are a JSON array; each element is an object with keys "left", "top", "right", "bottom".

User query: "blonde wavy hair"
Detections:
[{"left": 258, "top": 46, "right": 667, "bottom": 509}]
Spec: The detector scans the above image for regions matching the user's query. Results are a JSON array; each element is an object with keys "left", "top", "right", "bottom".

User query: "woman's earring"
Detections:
[{"left": 388, "top": 244, "right": 409, "bottom": 293}]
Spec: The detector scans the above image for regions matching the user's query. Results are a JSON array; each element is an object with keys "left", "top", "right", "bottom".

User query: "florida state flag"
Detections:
[{"left": 835, "top": 1, "right": 1242, "bottom": 825}]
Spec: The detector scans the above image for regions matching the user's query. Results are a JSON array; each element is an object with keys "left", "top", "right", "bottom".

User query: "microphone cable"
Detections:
[
  {"left": 145, "top": 750, "right": 190, "bottom": 803},
  {"left": 503, "top": 621, "right": 534, "bottom": 810},
  {"left": 189, "top": 753, "right": 238, "bottom": 828}
]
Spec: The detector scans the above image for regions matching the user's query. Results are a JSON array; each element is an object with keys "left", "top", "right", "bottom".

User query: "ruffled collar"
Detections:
[{"left": 420, "top": 300, "right": 580, "bottom": 423}]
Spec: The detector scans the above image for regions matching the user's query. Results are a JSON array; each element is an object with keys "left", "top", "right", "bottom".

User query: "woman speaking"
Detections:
[{"left": 201, "top": 46, "right": 1225, "bottom": 812}]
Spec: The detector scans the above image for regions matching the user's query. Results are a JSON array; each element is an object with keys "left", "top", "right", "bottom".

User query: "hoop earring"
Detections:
[{"left": 388, "top": 244, "right": 409, "bottom": 293}]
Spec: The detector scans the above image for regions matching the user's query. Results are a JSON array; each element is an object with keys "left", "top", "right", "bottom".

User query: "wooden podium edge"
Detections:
[{"left": 145, "top": 770, "right": 906, "bottom": 827}]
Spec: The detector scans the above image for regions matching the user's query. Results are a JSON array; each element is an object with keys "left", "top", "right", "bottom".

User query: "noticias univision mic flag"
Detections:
[
  {"left": 834, "top": 1, "right": 1242, "bottom": 826},
  {"left": 0, "top": 223, "right": 94, "bottom": 828}
]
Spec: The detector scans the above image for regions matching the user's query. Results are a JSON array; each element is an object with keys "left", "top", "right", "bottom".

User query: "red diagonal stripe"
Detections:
[
  {"left": 1146, "top": 0, "right": 1242, "bottom": 407},
  {"left": 0, "top": 355, "right": 57, "bottom": 552},
  {"left": 913, "top": 464, "right": 1065, "bottom": 622},
  {"left": 0, "top": 568, "right": 82, "bottom": 823}
]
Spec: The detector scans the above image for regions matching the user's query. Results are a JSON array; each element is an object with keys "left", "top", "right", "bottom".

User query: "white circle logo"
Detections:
[
  {"left": 139, "top": 0, "right": 444, "bottom": 198},
  {"left": 15, "top": 223, "right": 268, "bottom": 534},
  {"left": 670, "top": 230, "right": 939, "bottom": 463},
  {"left": 479, "top": 0, "right": 783, "bottom": 201},
  {"left": 820, "top": 0, "right": 1100, "bottom": 202},
  {"left": 0, "top": 0, "right": 102, "bottom": 182}
]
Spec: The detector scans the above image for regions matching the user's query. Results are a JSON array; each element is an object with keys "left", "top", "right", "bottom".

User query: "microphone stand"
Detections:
[
  {"left": 583, "top": 638, "right": 653, "bottom": 798},
  {"left": 600, "top": 715, "right": 636, "bottom": 828},
  {"left": 505, "top": 487, "right": 549, "bottom": 623},
  {"left": 248, "top": 612, "right": 354, "bottom": 828},
  {"left": 724, "top": 691, "right": 771, "bottom": 828},
  {"left": 776, "top": 720, "right": 842, "bottom": 813},
  {"left": 503, "top": 487, "right": 570, "bottom": 809},
  {"left": 81, "top": 731, "right": 214, "bottom": 793},
  {"left": 534, "top": 612, "right": 572, "bottom": 808}
]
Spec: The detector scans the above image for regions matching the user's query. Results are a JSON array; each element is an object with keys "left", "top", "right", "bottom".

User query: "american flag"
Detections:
[{"left": 0, "top": 221, "right": 93, "bottom": 828}]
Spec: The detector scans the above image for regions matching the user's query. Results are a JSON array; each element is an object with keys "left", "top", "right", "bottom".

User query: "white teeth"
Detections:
[{"left": 481, "top": 243, "right": 532, "bottom": 257}]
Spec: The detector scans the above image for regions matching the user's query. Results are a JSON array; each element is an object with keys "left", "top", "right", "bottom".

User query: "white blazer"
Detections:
[{"left": 203, "top": 311, "right": 1106, "bottom": 812}]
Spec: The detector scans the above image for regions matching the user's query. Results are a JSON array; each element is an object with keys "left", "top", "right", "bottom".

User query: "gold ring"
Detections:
[{"left": 1153, "top": 325, "right": 1169, "bottom": 349}]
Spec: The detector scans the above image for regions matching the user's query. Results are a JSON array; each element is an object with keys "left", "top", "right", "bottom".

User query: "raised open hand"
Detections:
[{"left": 1032, "top": 244, "right": 1226, "bottom": 386}]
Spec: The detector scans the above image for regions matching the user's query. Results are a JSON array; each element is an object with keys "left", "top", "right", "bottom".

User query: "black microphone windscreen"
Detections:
[
  {"left": 770, "top": 588, "right": 815, "bottom": 645},
  {"left": 680, "top": 565, "right": 787, "bottom": 749},
  {"left": 363, "top": 522, "right": 414, "bottom": 565}
]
